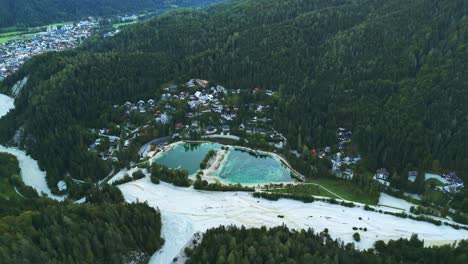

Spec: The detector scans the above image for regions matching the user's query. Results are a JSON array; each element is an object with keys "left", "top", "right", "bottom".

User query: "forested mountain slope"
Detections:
[
  {"left": 0, "top": 0, "right": 225, "bottom": 27},
  {"left": 0, "top": 0, "right": 467, "bottom": 193}
]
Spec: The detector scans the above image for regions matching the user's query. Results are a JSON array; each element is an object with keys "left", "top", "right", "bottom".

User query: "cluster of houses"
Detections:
[
  {"left": 182, "top": 80, "right": 286, "bottom": 147},
  {"left": 85, "top": 79, "right": 290, "bottom": 161},
  {"left": 88, "top": 128, "right": 123, "bottom": 161},
  {"left": 441, "top": 172, "right": 465, "bottom": 193},
  {"left": 327, "top": 128, "right": 360, "bottom": 180},
  {"left": 373, "top": 169, "right": 465, "bottom": 193},
  {"left": 0, "top": 19, "right": 99, "bottom": 80},
  {"left": 424, "top": 172, "right": 465, "bottom": 193}
]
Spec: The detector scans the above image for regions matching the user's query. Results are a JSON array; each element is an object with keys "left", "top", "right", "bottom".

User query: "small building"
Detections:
[
  {"left": 373, "top": 168, "right": 390, "bottom": 186},
  {"left": 57, "top": 180, "right": 67, "bottom": 191},
  {"left": 206, "top": 125, "right": 217, "bottom": 134},
  {"left": 222, "top": 125, "right": 230, "bottom": 133},
  {"left": 343, "top": 169, "right": 354, "bottom": 180},
  {"left": 408, "top": 171, "right": 418, "bottom": 183},
  {"left": 375, "top": 168, "right": 390, "bottom": 181}
]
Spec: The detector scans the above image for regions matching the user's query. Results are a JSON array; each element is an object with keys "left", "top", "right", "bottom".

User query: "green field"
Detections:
[
  {"left": 425, "top": 178, "right": 445, "bottom": 187},
  {"left": 0, "top": 32, "right": 36, "bottom": 44},
  {"left": 0, "top": 21, "right": 69, "bottom": 44},
  {"left": 305, "top": 178, "right": 380, "bottom": 205},
  {"left": 268, "top": 177, "right": 380, "bottom": 205},
  {"left": 270, "top": 184, "right": 339, "bottom": 199},
  {"left": 112, "top": 21, "right": 137, "bottom": 29}
]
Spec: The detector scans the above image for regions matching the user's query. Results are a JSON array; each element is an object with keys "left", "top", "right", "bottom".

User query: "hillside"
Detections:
[
  {"left": 0, "top": 0, "right": 467, "bottom": 195},
  {"left": 0, "top": 153, "right": 164, "bottom": 263},
  {"left": 0, "top": 0, "right": 225, "bottom": 28}
]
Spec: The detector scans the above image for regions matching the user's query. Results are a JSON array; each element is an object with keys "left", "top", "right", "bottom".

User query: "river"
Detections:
[{"left": 0, "top": 93, "right": 63, "bottom": 200}]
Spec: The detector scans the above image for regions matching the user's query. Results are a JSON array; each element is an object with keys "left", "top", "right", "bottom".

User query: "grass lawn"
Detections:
[
  {"left": 270, "top": 184, "right": 340, "bottom": 199},
  {"left": 0, "top": 21, "right": 68, "bottom": 44},
  {"left": 112, "top": 21, "right": 137, "bottom": 29},
  {"left": 0, "top": 31, "right": 23, "bottom": 37},
  {"left": 0, "top": 32, "right": 36, "bottom": 44},
  {"left": 425, "top": 178, "right": 445, "bottom": 187},
  {"left": 306, "top": 178, "right": 379, "bottom": 205}
]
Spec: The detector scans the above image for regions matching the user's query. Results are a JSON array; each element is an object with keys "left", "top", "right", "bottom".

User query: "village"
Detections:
[
  {"left": 0, "top": 20, "right": 99, "bottom": 80},
  {"left": 88, "top": 79, "right": 286, "bottom": 163},
  {"left": 0, "top": 14, "right": 141, "bottom": 80}
]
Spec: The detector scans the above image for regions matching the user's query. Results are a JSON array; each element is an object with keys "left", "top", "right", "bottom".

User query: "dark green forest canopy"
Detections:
[
  {"left": 0, "top": 0, "right": 227, "bottom": 28},
  {"left": 186, "top": 225, "right": 468, "bottom": 264},
  {"left": 0, "top": 0, "right": 467, "bottom": 192},
  {"left": 0, "top": 153, "right": 164, "bottom": 263}
]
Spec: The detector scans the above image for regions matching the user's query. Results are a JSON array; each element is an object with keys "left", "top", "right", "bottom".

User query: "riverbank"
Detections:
[
  {"left": 118, "top": 178, "right": 468, "bottom": 263},
  {"left": 0, "top": 93, "right": 63, "bottom": 201}
]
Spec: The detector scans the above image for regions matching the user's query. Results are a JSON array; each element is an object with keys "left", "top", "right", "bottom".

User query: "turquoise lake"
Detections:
[
  {"left": 154, "top": 142, "right": 295, "bottom": 184},
  {"left": 154, "top": 142, "right": 223, "bottom": 175}
]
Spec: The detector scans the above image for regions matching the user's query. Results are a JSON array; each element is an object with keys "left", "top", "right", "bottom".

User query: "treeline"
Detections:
[
  {"left": 199, "top": 149, "right": 217, "bottom": 169},
  {"left": 253, "top": 192, "right": 356, "bottom": 208},
  {"left": 0, "top": 0, "right": 227, "bottom": 28},
  {"left": 112, "top": 169, "right": 146, "bottom": 185},
  {"left": 150, "top": 163, "right": 191, "bottom": 186},
  {"left": 186, "top": 225, "right": 468, "bottom": 263},
  {"left": 194, "top": 176, "right": 254, "bottom": 192}
]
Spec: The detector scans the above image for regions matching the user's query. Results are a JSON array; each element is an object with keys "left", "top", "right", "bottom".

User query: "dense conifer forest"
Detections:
[
  {"left": 186, "top": 225, "right": 468, "bottom": 264},
  {"left": 0, "top": 154, "right": 164, "bottom": 263},
  {"left": 0, "top": 0, "right": 226, "bottom": 27},
  {"left": 0, "top": 0, "right": 466, "bottom": 201}
]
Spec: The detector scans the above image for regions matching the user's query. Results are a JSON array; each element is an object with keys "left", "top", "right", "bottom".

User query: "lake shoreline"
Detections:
[{"left": 153, "top": 140, "right": 301, "bottom": 187}]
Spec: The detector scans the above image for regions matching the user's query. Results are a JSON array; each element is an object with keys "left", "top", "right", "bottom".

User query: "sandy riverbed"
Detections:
[{"left": 118, "top": 178, "right": 468, "bottom": 264}]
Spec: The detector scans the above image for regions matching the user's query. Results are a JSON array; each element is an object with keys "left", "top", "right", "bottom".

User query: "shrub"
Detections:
[
  {"left": 200, "top": 150, "right": 217, "bottom": 169},
  {"left": 151, "top": 163, "right": 191, "bottom": 187},
  {"left": 112, "top": 174, "right": 133, "bottom": 186},
  {"left": 132, "top": 169, "right": 146, "bottom": 180},
  {"left": 194, "top": 179, "right": 254, "bottom": 192},
  {"left": 353, "top": 232, "right": 361, "bottom": 242}
]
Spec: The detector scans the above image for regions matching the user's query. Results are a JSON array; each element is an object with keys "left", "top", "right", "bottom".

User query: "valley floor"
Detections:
[{"left": 118, "top": 178, "right": 468, "bottom": 264}]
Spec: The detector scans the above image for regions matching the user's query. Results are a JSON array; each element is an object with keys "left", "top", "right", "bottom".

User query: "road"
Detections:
[{"left": 138, "top": 136, "right": 170, "bottom": 157}]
